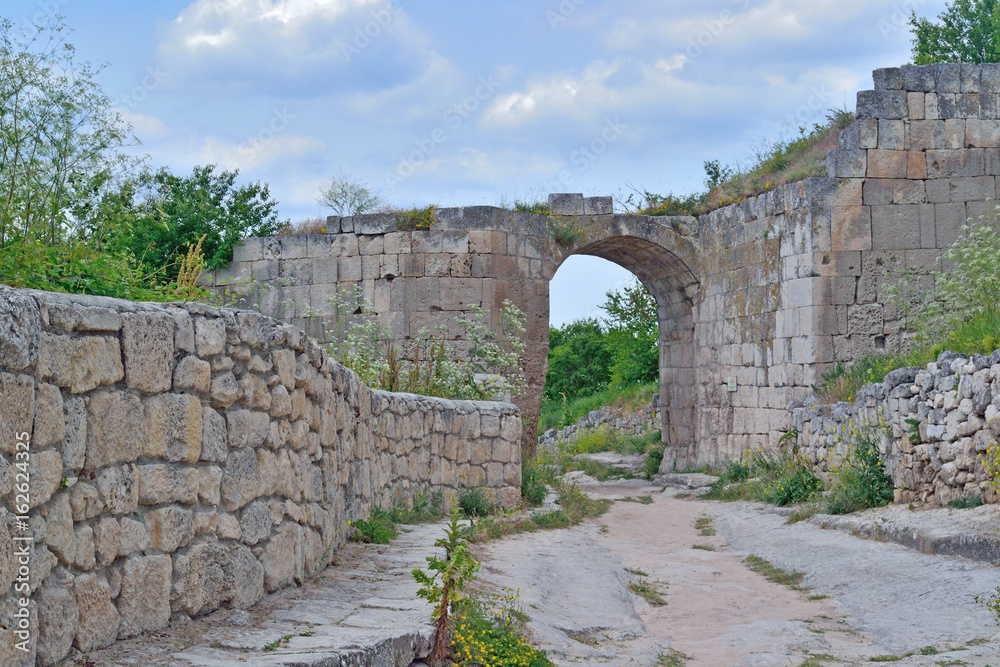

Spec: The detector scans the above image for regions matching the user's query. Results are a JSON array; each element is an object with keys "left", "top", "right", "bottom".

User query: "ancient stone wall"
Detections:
[
  {"left": 792, "top": 350, "right": 1000, "bottom": 506},
  {"left": 212, "top": 63, "right": 1000, "bottom": 470},
  {"left": 0, "top": 285, "right": 520, "bottom": 666}
]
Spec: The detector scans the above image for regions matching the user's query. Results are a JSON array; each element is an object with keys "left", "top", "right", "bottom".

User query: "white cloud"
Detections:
[
  {"left": 159, "top": 0, "right": 438, "bottom": 96},
  {"left": 196, "top": 133, "right": 328, "bottom": 170}
]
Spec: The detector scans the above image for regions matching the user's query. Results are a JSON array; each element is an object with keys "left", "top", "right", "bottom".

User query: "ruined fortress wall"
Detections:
[{"left": 0, "top": 285, "right": 519, "bottom": 666}]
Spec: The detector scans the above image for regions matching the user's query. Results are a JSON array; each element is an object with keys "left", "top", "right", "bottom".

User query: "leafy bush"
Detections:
[
  {"left": 824, "top": 415, "right": 894, "bottom": 515},
  {"left": 705, "top": 448, "right": 821, "bottom": 506},
  {"left": 520, "top": 458, "right": 551, "bottom": 507},
  {"left": 349, "top": 507, "right": 398, "bottom": 544},
  {"left": 643, "top": 442, "right": 665, "bottom": 478},
  {"left": 451, "top": 593, "right": 553, "bottom": 667},
  {"left": 458, "top": 487, "right": 494, "bottom": 519},
  {"left": 539, "top": 382, "right": 658, "bottom": 433}
]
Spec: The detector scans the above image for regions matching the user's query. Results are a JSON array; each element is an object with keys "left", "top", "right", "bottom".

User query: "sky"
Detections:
[{"left": 5, "top": 0, "right": 947, "bottom": 326}]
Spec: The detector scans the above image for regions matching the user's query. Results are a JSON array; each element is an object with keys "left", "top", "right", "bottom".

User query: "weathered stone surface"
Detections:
[
  {"left": 61, "top": 397, "right": 86, "bottom": 472},
  {"left": 201, "top": 406, "right": 229, "bottom": 463},
  {"left": 172, "top": 542, "right": 228, "bottom": 616},
  {"left": 221, "top": 447, "right": 261, "bottom": 511},
  {"left": 69, "top": 482, "right": 103, "bottom": 522},
  {"left": 37, "top": 334, "right": 124, "bottom": 394},
  {"left": 198, "top": 466, "right": 223, "bottom": 507},
  {"left": 32, "top": 383, "right": 65, "bottom": 448},
  {"left": 262, "top": 522, "right": 303, "bottom": 592},
  {"left": 210, "top": 371, "right": 240, "bottom": 408},
  {"left": 173, "top": 355, "right": 211, "bottom": 394},
  {"left": 227, "top": 409, "right": 270, "bottom": 449},
  {"left": 96, "top": 465, "right": 138, "bottom": 515},
  {"left": 217, "top": 513, "right": 242, "bottom": 540},
  {"left": 0, "top": 286, "right": 40, "bottom": 371},
  {"left": 137, "top": 464, "right": 199, "bottom": 505},
  {"left": 239, "top": 498, "right": 273, "bottom": 545},
  {"left": 0, "top": 373, "right": 34, "bottom": 456},
  {"left": 121, "top": 312, "right": 175, "bottom": 393},
  {"left": 195, "top": 317, "right": 226, "bottom": 357},
  {"left": 118, "top": 518, "right": 150, "bottom": 556},
  {"left": 144, "top": 506, "right": 195, "bottom": 553},
  {"left": 226, "top": 544, "right": 265, "bottom": 609},
  {"left": 27, "top": 449, "right": 62, "bottom": 509},
  {"left": 73, "top": 525, "right": 96, "bottom": 570},
  {"left": 86, "top": 390, "right": 143, "bottom": 469},
  {"left": 92, "top": 518, "right": 121, "bottom": 568},
  {"left": 0, "top": 515, "right": 15, "bottom": 597},
  {"left": 35, "top": 568, "right": 78, "bottom": 667},
  {"left": 117, "top": 555, "right": 172, "bottom": 638},
  {"left": 73, "top": 573, "right": 120, "bottom": 653},
  {"left": 144, "top": 393, "right": 203, "bottom": 462}
]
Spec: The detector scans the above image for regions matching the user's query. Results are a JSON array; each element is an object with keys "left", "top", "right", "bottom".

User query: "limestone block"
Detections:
[
  {"left": 225, "top": 545, "right": 265, "bottom": 609},
  {"left": 262, "top": 522, "right": 303, "bottom": 592},
  {"left": 0, "top": 287, "right": 40, "bottom": 372},
  {"left": 37, "top": 334, "right": 123, "bottom": 394},
  {"left": 856, "top": 89, "right": 907, "bottom": 118},
  {"left": 174, "top": 356, "right": 211, "bottom": 394},
  {"left": 239, "top": 498, "right": 273, "bottom": 545},
  {"left": 210, "top": 371, "right": 240, "bottom": 409},
  {"left": 35, "top": 568, "right": 77, "bottom": 667},
  {"left": 73, "top": 573, "right": 119, "bottom": 653},
  {"left": 548, "top": 193, "right": 585, "bottom": 215},
  {"left": 199, "top": 466, "right": 223, "bottom": 507},
  {"left": 194, "top": 510, "right": 217, "bottom": 535},
  {"left": 269, "top": 385, "right": 292, "bottom": 418},
  {"left": 949, "top": 175, "right": 996, "bottom": 201},
  {"left": 172, "top": 542, "right": 228, "bottom": 616},
  {"left": 239, "top": 374, "right": 272, "bottom": 411},
  {"left": 72, "top": 525, "right": 95, "bottom": 570},
  {"left": 874, "top": 67, "right": 903, "bottom": 90},
  {"left": 144, "top": 393, "right": 203, "bottom": 463},
  {"left": 0, "top": 373, "right": 33, "bottom": 457},
  {"left": 85, "top": 390, "right": 143, "bottom": 470},
  {"left": 908, "top": 92, "right": 926, "bottom": 120},
  {"left": 272, "top": 349, "right": 296, "bottom": 390},
  {"left": 144, "top": 506, "right": 194, "bottom": 553},
  {"left": 872, "top": 204, "right": 921, "bottom": 249},
  {"left": 27, "top": 449, "right": 62, "bottom": 509},
  {"left": 944, "top": 119, "right": 966, "bottom": 148},
  {"left": 878, "top": 120, "right": 905, "bottom": 150},
  {"left": 227, "top": 409, "right": 270, "bottom": 450},
  {"left": 831, "top": 206, "right": 872, "bottom": 251},
  {"left": 848, "top": 304, "right": 885, "bottom": 336},
  {"left": 92, "top": 518, "right": 121, "bottom": 569},
  {"left": 94, "top": 465, "right": 136, "bottom": 518},
  {"left": 927, "top": 149, "right": 984, "bottom": 179},
  {"left": 893, "top": 180, "right": 926, "bottom": 205},
  {"left": 44, "top": 493, "right": 74, "bottom": 565},
  {"left": 839, "top": 119, "right": 878, "bottom": 150},
  {"left": 69, "top": 482, "right": 102, "bottom": 522},
  {"left": 137, "top": 464, "right": 199, "bottom": 506},
  {"left": 910, "top": 120, "right": 945, "bottom": 150},
  {"left": 194, "top": 317, "right": 226, "bottom": 357},
  {"left": 117, "top": 518, "right": 150, "bottom": 556},
  {"left": 121, "top": 312, "right": 174, "bottom": 393},
  {"left": 217, "top": 514, "right": 242, "bottom": 540},
  {"left": 826, "top": 149, "right": 867, "bottom": 178},
  {"left": 867, "top": 150, "right": 908, "bottom": 179},
  {"left": 117, "top": 555, "right": 171, "bottom": 639},
  {"left": 32, "top": 383, "right": 65, "bottom": 448},
  {"left": 908, "top": 152, "right": 928, "bottom": 180},
  {"left": 201, "top": 407, "right": 229, "bottom": 463},
  {"left": 221, "top": 447, "right": 261, "bottom": 511}
]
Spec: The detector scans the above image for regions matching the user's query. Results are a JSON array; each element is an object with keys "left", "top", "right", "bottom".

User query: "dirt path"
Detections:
[{"left": 473, "top": 480, "right": 1000, "bottom": 666}]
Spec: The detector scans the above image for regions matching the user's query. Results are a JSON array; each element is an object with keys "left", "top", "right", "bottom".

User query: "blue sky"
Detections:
[{"left": 6, "top": 0, "right": 946, "bottom": 325}]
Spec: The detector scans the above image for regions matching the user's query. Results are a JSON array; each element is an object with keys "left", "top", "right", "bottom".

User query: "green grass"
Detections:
[
  {"left": 538, "top": 382, "right": 658, "bottom": 433},
  {"left": 695, "top": 517, "right": 716, "bottom": 536},
  {"left": 628, "top": 576, "right": 667, "bottom": 606},
  {"left": 465, "top": 484, "right": 611, "bottom": 543},
  {"left": 744, "top": 555, "right": 808, "bottom": 592},
  {"left": 692, "top": 544, "right": 716, "bottom": 551},
  {"left": 458, "top": 487, "right": 494, "bottom": 519},
  {"left": 702, "top": 449, "right": 821, "bottom": 507},
  {"left": 621, "top": 496, "right": 653, "bottom": 505},
  {"left": 656, "top": 649, "right": 694, "bottom": 666},
  {"left": 947, "top": 495, "right": 984, "bottom": 509}
]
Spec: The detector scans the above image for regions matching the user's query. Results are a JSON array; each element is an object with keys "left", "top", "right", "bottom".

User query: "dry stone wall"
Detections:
[
  {"left": 793, "top": 350, "right": 1000, "bottom": 506},
  {"left": 0, "top": 285, "right": 520, "bottom": 666}
]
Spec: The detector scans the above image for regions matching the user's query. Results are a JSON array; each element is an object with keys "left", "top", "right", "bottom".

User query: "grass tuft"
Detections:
[{"left": 744, "top": 555, "right": 808, "bottom": 592}]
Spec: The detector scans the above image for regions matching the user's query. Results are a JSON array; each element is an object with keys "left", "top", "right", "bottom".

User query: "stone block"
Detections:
[
  {"left": 210, "top": 371, "right": 239, "bottom": 409},
  {"left": 37, "top": 334, "right": 124, "bottom": 394},
  {"left": 262, "top": 522, "right": 303, "bottom": 592},
  {"left": 584, "top": 196, "right": 613, "bottom": 214},
  {"left": 867, "top": 150, "right": 908, "bottom": 179},
  {"left": 902, "top": 65, "right": 936, "bottom": 92},
  {"left": 173, "top": 355, "right": 211, "bottom": 394},
  {"left": 240, "top": 498, "right": 273, "bottom": 545},
  {"left": 0, "top": 373, "right": 33, "bottom": 456},
  {"left": 909, "top": 120, "right": 945, "bottom": 150},
  {"left": 85, "top": 390, "right": 143, "bottom": 470},
  {"left": 949, "top": 175, "right": 996, "bottom": 201},
  {"left": 878, "top": 119, "right": 905, "bottom": 150},
  {"left": 201, "top": 407, "right": 229, "bottom": 463},
  {"left": 874, "top": 67, "right": 903, "bottom": 90},
  {"left": 144, "top": 506, "right": 194, "bottom": 552},
  {"left": 137, "top": 464, "right": 199, "bottom": 505},
  {"left": 966, "top": 119, "right": 1000, "bottom": 147},
  {"left": 926, "top": 178, "right": 950, "bottom": 203},
  {"left": 440, "top": 278, "right": 483, "bottom": 311},
  {"left": 548, "top": 193, "right": 585, "bottom": 215},
  {"left": 339, "top": 255, "right": 362, "bottom": 282},
  {"left": 73, "top": 573, "right": 119, "bottom": 653},
  {"left": 908, "top": 92, "right": 925, "bottom": 120},
  {"left": 221, "top": 447, "right": 261, "bottom": 511},
  {"left": 936, "top": 202, "right": 968, "bottom": 247},
  {"left": 908, "top": 151, "right": 928, "bottom": 180},
  {"left": 862, "top": 180, "right": 893, "bottom": 205},
  {"left": 35, "top": 568, "right": 77, "bottom": 667},
  {"left": 944, "top": 119, "right": 966, "bottom": 148},
  {"left": 198, "top": 466, "right": 222, "bottom": 507},
  {"left": 118, "top": 518, "right": 150, "bottom": 556},
  {"left": 958, "top": 93, "right": 981, "bottom": 118},
  {"left": 121, "top": 312, "right": 175, "bottom": 393},
  {"left": 227, "top": 409, "right": 270, "bottom": 450},
  {"left": 194, "top": 317, "right": 226, "bottom": 357},
  {"left": 872, "top": 204, "right": 921, "bottom": 249},
  {"left": 69, "top": 482, "right": 102, "bottom": 522},
  {"left": 27, "top": 449, "right": 62, "bottom": 509},
  {"left": 826, "top": 149, "right": 867, "bottom": 178},
  {"left": 92, "top": 518, "right": 120, "bottom": 569},
  {"left": 848, "top": 304, "right": 885, "bottom": 336},
  {"left": 32, "top": 383, "right": 65, "bottom": 448},
  {"left": 890, "top": 180, "right": 925, "bottom": 205},
  {"left": 117, "top": 555, "right": 171, "bottom": 639},
  {"left": 831, "top": 206, "right": 872, "bottom": 251},
  {"left": 144, "top": 393, "right": 203, "bottom": 462},
  {"left": 0, "top": 287, "right": 40, "bottom": 372},
  {"left": 96, "top": 465, "right": 138, "bottom": 515}
]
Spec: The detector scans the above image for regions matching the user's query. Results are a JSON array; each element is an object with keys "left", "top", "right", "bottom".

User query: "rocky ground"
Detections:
[{"left": 64, "top": 469, "right": 1000, "bottom": 667}]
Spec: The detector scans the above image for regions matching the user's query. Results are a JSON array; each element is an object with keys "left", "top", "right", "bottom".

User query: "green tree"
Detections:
[
  {"left": 600, "top": 279, "right": 660, "bottom": 387},
  {"left": 910, "top": 0, "right": 1000, "bottom": 64},
  {"left": 317, "top": 171, "right": 383, "bottom": 216},
  {"left": 100, "top": 165, "right": 287, "bottom": 282},
  {"left": 0, "top": 16, "right": 141, "bottom": 247},
  {"left": 543, "top": 318, "right": 613, "bottom": 402}
]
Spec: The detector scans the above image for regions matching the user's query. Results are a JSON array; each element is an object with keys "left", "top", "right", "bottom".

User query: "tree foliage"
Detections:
[
  {"left": 543, "top": 318, "right": 613, "bottom": 402},
  {"left": 601, "top": 279, "right": 660, "bottom": 387},
  {"left": 317, "top": 172, "right": 383, "bottom": 216},
  {"left": 910, "top": 0, "right": 1000, "bottom": 64}
]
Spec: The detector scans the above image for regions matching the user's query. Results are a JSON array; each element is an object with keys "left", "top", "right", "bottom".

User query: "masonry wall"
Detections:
[
  {"left": 793, "top": 350, "right": 1000, "bottom": 506},
  {"left": 0, "top": 286, "right": 520, "bottom": 666}
]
